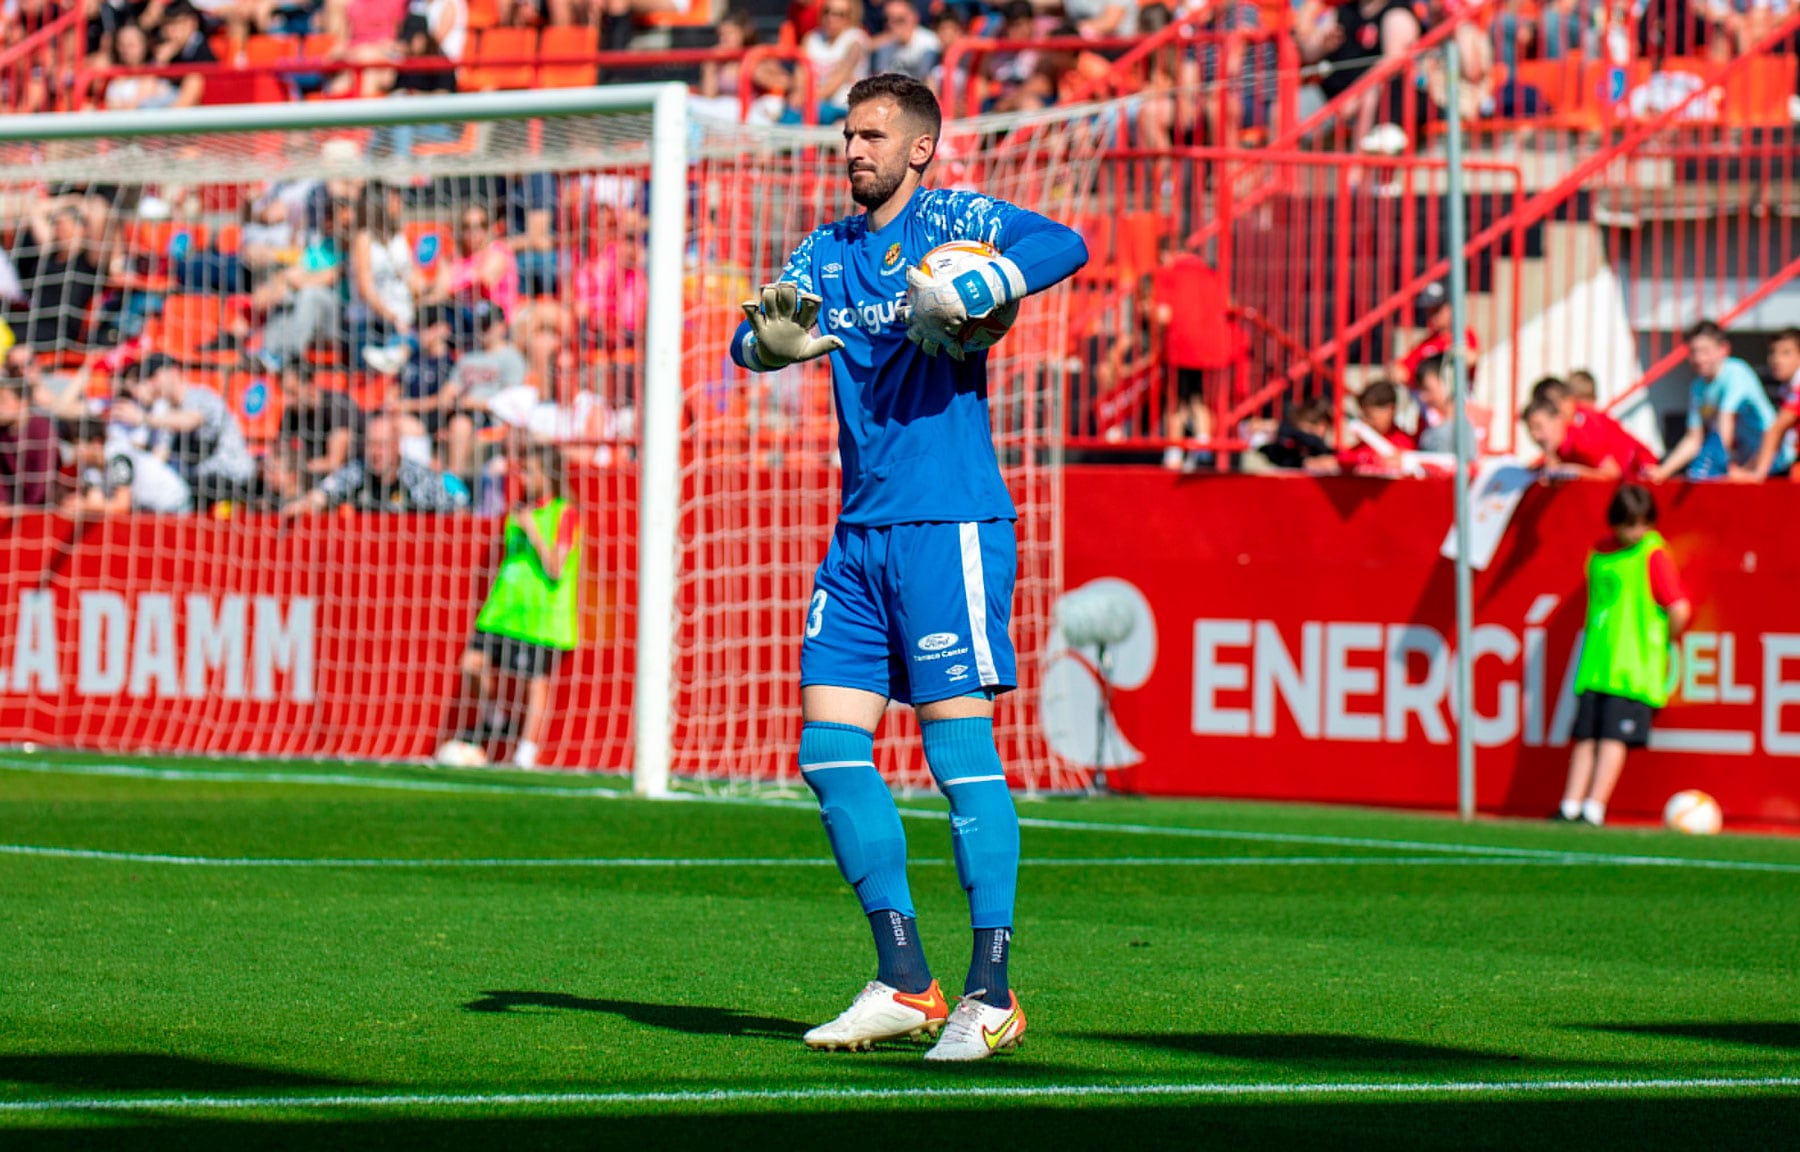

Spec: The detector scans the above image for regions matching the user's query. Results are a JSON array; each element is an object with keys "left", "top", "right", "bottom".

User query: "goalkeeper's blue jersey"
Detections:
[{"left": 730, "top": 187, "right": 1088, "bottom": 527}]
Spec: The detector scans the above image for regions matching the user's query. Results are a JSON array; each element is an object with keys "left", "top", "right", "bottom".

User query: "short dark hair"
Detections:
[
  {"left": 1521, "top": 397, "right": 1560, "bottom": 422},
  {"left": 1772, "top": 327, "right": 1800, "bottom": 353},
  {"left": 1530, "top": 376, "right": 1569, "bottom": 406},
  {"left": 1567, "top": 368, "right": 1597, "bottom": 388},
  {"left": 1608, "top": 483, "right": 1658, "bottom": 529},
  {"left": 1684, "top": 319, "right": 1728, "bottom": 345},
  {"left": 1416, "top": 354, "right": 1447, "bottom": 383},
  {"left": 1289, "top": 397, "right": 1332, "bottom": 426},
  {"left": 847, "top": 73, "right": 943, "bottom": 158},
  {"left": 1360, "top": 379, "right": 1398, "bottom": 410},
  {"left": 69, "top": 417, "right": 109, "bottom": 445}
]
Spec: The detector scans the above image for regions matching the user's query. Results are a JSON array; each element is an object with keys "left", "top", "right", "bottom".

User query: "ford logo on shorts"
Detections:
[{"left": 918, "top": 632, "right": 959, "bottom": 651}]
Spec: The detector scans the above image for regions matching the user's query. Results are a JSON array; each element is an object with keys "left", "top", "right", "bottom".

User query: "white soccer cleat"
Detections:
[
  {"left": 803, "top": 980, "right": 949, "bottom": 1052},
  {"left": 922, "top": 990, "right": 1026, "bottom": 1062}
]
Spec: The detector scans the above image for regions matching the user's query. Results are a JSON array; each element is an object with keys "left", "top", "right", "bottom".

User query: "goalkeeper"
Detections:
[
  {"left": 729, "top": 73, "right": 1087, "bottom": 1062},
  {"left": 447, "top": 446, "right": 581, "bottom": 770}
]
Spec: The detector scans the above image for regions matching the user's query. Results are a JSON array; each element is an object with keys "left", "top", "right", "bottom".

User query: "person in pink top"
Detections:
[
  {"left": 427, "top": 202, "right": 520, "bottom": 345},
  {"left": 571, "top": 231, "right": 645, "bottom": 353}
]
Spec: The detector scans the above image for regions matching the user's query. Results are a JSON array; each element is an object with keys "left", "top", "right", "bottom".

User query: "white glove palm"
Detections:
[
  {"left": 903, "top": 266, "right": 967, "bottom": 361},
  {"left": 740, "top": 282, "right": 844, "bottom": 370}
]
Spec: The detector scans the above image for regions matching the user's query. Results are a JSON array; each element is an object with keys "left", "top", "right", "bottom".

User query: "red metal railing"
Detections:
[
  {"left": 0, "top": 4, "right": 84, "bottom": 113},
  {"left": 68, "top": 49, "right": 817, "bottom": 123}
]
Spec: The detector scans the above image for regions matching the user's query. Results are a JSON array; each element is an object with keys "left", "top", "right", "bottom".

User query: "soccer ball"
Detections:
[
  {"left": 434, "top": 739, "right": 489, "bottom": 769},
  {"left": 1663, "top": 790, "right": 1722, "bottom": 835},
  {"left": 912, "top": 239, "right": 1021, "bottom": 352}
]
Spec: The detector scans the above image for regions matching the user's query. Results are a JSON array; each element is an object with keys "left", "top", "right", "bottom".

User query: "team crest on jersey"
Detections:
[{"left": 883, "top": 243, "right": 902, "bottom": 269}]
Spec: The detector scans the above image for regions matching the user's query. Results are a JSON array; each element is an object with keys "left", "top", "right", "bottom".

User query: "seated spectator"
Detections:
[
  {"left": 8, "top": 192, "right": 103, "bottom": 353},
  {"left": 504, "top": 172, "right": 560, "bottom": 297},
  {"left": 244, "top": 443, "right": 308, "bottom": 510},
  {"left": 870, "top": 0, "right": 940, "bottom": 81},
  {"left": 697, "top": 10, "right": 792, "bottom": 124},
  {"left": 1523, "top": 377, "right": 1656, "bottom": 480},
  {"left": 570, "top": 223, "right": 644, "bottom": 355},
  {"left": 419, "top": 0, "right": 469, "bottom": 61},
  {"left": 321, "top": 0, "right": 409, "bottom": 92},
  {"left": 349, "top": 182, "right": 426, "bottom": 372},
  {"left": 801, "top": 0, "right": 869, "bottom": 124},
  {"left": 1738, "top": 326, "right": 1800, "bottom": 483},
  {"left": 1193, "top": 0, "right": 1279, "bottom": 144},
  {"left": 980, "top": 2, "right": 1041, "bottom": 104},
  {"left": 111, "top": 353, "right": 257, "bottom": 504},
  {"left": 1651, "top": 319, "right": 1787, "bottom": 482},
  {"left": 276, "top": 361, "right": 361, "bottom": 478},
  {"left": 1064, "top": 0, "right": 1135, "bottom": 38},
  {"left": 256, "top": 195, "right": 353, "bottom": 369},
  {"left": 284, "top": 412, "right": 463, "bottom": 514},
  {"left": 1413, "top": 355, "right": 1491, "bottom": 456},
  {"left": 0, "top": 374, "right": 57, "bottom": 509},
  {"left": 377, "top": 312, "right": 457, "bottom": 454},
  {"left": 1256, "top": 398, "right": 1335, "bottom": 470},
  {"left": 425, "top": 200, "right": 518, "bottom": 340},
  {"left": 6, "top": 341, "right": 98, "bottom": 422},
  {"left": 1328, "top": 379, "right": 1416, "bottom": 474},
  {"left": 1567, "top": 367, "right": 1598, "bottom": 405},
  {"left": 1395, "top": 282, "right": 1479, "bottom": 386},
  {"left": 926, "top": 6, "right": 967, "bottom": 93},
  {"left": 372, "top": 12, "right": 459, "bottom": 115},
  {"left": 104, "top": 23, "right": 179, "bottom": 111},
  {"left": 152, "top": 1, "right": 217, "bottom": 109},
  {"left": 65, "top": 417, "right": 192, "bottom": 515}
]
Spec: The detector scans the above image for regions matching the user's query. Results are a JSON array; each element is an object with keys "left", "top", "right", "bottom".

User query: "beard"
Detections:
[{"left": 849, "top": 162, "right": 908, "bottom": 209}]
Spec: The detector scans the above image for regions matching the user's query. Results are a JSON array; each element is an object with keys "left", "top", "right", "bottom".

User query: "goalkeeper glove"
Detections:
[
  {"left": 904, "top": 258, "right": 1024, "bottom": 359},
  {"left": 739, "top": 282, "right": 844, "bottom": 371}
]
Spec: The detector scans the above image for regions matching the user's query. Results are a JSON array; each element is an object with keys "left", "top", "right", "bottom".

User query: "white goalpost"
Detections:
[{"left": 0, "top": 85, "right": 1112, "bottom": 797}]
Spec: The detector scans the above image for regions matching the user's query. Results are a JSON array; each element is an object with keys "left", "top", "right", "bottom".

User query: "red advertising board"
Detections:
[{"left": 1061, "top": 470, "right": 1800, "bottom": 827}]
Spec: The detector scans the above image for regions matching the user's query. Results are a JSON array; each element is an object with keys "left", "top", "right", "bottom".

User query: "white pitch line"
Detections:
[
  {"left": 0, "top": 844, "right": 1613, "bottom": 870},
  {"left": 5, "top": 757, "right": 1799, "bottom": 876},
  {"left": 0, "top": 757, "right": 633, "bottom": 800},
  {"left": 3, "top": 843, "right": 1797, "bottom": 873},
  {"left": 0, "top": 1075, "right": 1795, "bottom": 1115}
]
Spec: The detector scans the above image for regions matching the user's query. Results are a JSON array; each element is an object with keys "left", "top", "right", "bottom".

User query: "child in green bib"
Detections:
[
  {"left": 1557, "top": 485, "right": 1690, "bottom": 826},
  {"left": 443, "top": 447, "right": 581, "bottom": 770}
]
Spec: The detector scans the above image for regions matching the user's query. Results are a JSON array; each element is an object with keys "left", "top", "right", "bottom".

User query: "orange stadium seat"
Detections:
[
  {"left": 464, "top": 28, "right": 537, "bottom": 92},
  {"left": 404, "top": 221, "right": 455, "bottom": 273},
  {"left": 244, "top": 34, "right": 300, "bottom": 67},
  {"left": 299, "top": 32, "right": 339, "bottom": 59},
  {"left": 227, "top": 371, "right": 286, "bottom": 444},
  {"left": 148, "top": 295, "right": 230, "bottom": 363},
  {"left": 467, "top": 0, "right": 502, "bottom": 31},
  {"left": 538, "top": 25, "right": 599, "bottom": 89}
]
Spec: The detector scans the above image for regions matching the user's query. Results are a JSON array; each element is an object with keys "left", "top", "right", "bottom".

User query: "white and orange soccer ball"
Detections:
[
  {"left": 434, "top": 739, "right": 489, "bottom": 769},
  {"left": 1663, "top": 789, "right": 1723, "bottom": 835},
  {"left": 911, "top": 239, "right": 1021, "bottom": 352}
]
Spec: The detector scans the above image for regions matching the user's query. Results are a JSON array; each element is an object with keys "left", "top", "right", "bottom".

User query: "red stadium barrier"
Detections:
[
  {"left": 1061, "top": 470, "right": 1800, "bottom": 828},
  {"left": 0, "top": 4, "right": 84, "bottom": 113}
]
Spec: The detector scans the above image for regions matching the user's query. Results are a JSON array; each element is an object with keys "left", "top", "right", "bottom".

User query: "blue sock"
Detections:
[
  {"left": 967, "top": 927, "right": 1011, "bottom": 1003},
  {"left": 867, "top": 909, "right": 932, "bottom": 994},
  {"left": 799, "top": 720, "right": 918, "bottom": 919},
  {"left": 921, "top": 716, "right": 1019, "bottom": 998}
]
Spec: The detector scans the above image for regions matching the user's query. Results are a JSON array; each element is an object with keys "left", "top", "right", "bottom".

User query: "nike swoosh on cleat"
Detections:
[
  {"left": 981, "top": 1009, "right": 1021, "bottom": 1051},
  {"left": 893, "top": 988, "right": 947, "bottom": 1017}
]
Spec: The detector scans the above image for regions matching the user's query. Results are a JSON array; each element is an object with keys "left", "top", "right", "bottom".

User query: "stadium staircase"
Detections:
[{"left": 1072, "top": 2, "right": 1800, "bottom": 457}]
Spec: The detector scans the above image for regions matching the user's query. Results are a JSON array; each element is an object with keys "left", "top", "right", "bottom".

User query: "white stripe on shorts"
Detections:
[
  {"left": 958, "top": 522, "right": 1000, "bottom": 687},
  {"left": 940, "top": 774, "right": 1007, "bottom": 786}
]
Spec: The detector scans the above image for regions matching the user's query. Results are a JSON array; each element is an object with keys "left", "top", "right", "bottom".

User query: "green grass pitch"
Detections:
[{"left": 2, "top": 749, "right": 1797, "bottom": 1149}]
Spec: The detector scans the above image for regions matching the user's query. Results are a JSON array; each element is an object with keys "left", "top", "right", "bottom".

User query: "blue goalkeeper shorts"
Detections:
[{"left": 800, "top": 520, "right": 1017, "bottom": 706}]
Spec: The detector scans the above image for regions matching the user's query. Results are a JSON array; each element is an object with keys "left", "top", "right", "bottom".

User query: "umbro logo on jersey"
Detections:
[{"left": 822, "top": 262, "right": 843, "bottom": 278}]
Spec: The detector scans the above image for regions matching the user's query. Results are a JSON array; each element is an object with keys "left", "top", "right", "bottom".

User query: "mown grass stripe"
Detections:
[{"left": 2, "top": 1075, "right": 1797, "bottom": 1115}]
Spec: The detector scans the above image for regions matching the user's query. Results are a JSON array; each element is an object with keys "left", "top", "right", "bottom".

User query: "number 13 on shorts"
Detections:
[{"left": 799, "top": 521, "right": 1018, "bottom": 707}]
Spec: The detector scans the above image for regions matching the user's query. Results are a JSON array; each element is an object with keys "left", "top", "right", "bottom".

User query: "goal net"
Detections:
[{"left": 0, "top": 89, "right": 1111, "bottom": 794}]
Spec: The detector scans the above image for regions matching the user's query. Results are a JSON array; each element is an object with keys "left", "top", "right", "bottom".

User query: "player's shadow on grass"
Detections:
[
  {"left": 0, "top": 1053, "right": 362, "bottom": 1093},
  {"left": 463, "top": 990, "right": 808, "bottom": 1040},
  {"left": 1081, "top": 1032, "right": 1539, "bottom": 1071},
  {"left": 1584, "top": 1023, "right": 1800, "bottom": 1052}
]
